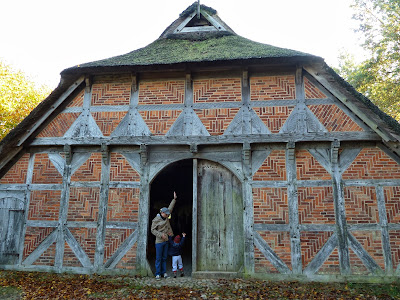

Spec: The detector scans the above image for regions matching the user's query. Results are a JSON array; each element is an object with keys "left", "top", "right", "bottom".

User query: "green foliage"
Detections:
[
  {"left": 0, "top": 61, "right": 51, "bottom": 140},
  {"left": 338, "top": 0, "right": 400, "bottom": 121}
]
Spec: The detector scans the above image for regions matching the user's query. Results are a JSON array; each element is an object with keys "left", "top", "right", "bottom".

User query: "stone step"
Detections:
[{"left": 191, "top": 271, "right": 241, "bottom": 279}]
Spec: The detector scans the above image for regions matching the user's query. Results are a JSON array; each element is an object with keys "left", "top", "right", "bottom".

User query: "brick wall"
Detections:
[
  {"left": 304, "top": 77, "right": 327, "bottom": 99},
  {"left": 67, "top": 90, "right": 84, "bottom": 107},
  {"left": 253, "top": 150, "right": 286, "bottom": 181},
  {"left": 37, "top": 113, "right": 81, "bottom": 138},
  {"left": 250, "top": 75, "right": 296, "bottom": 100},
  {"left": 301, "top": 232, "right": 333, "bottom": 267},
  {"left": 343, "top": 148, "right": 400, "bottom": 179},
  {"left": 139, "top": 110, "right": 182, "bottom": 135},
  {"left": 92, "top": 111, "right": 127, "bottom": 136},
  {"left": 104, "top": 229, "right": 136, "bottom": 269},
  {"left": 385, "top": 187, "right": 400, "bottom": 270},
  {"left": 110, "top": 153, "right": 140, "bottom": 182},
  {"left": 23, "top": 227, "right": 55, "bottom": 263},
  {"left": 317, "top": 248, "right": 340, "bottom": 274},
  {"left": 352, "top": 231, "right": 385, "bottom": 271},
  {"left": 308, "top": 104, "right": 363, "bottom": 132},
  {"left": 389, "top": 231, "right": 400, "bottom": 270},
  {"left": 255, "top": 231, "right": 292, "bottom": 273},
  {"left": 298, "top": 187, "right": 335, "bottom": 224},
  {"left": 384, "top": 186, "right": 400, "bottom": 223},
  {"left": 0, "top": 153, "right": 30, "bottom": 184},
  {"left": 70, "top": 153, "right": 102, "bottom": 182},
  {"left": 116, "top": 244, "right": 137, "bottom": 270},
  {"left": 344, "top": 186, "right": 379, "bottom": 224},
  {"left": 253, "top": 187, "right": 288, "bottom": 224},
  {"left": 64, "top": 228, "right": 97, "bottom": 267},
  {"left": 195, "top": 108, "right": 240, "bottom": 135},
  {"left": 91, "top": 82, "right": 131, "bottom": 106},
  {"left": 296, "top": 149, "right": 331, "bottom": 180},
  {"left": 193, "top": 78, "right": 241, "bottom": 103},
  {"left": 138, "top": 80, "right": 184, "bottom": 105},
  {"left": 254, "top": 247, "right": 279, "bottom": 273},
  {"left": 29, "top": 190, "right": 61, "bottom": 221},
  {"left": 253, "top": 106, "right": 294, "bottom": 133},
  {"left": 32, "top": 153, "right": 63, "bottom": 184},
  {"left": 67, "top": 187, "right": 100, "bottom": 222},
  {"left": 107, "top": 188, "right": 140, "bottom": 222}
]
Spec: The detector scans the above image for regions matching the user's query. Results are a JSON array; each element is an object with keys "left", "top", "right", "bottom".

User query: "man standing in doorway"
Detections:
[{"left": 151, "top": 191, "right": 177, "bottom": 279}]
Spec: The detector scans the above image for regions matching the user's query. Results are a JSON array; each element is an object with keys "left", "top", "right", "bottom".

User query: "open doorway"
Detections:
[{"left": 147, "top": 159, "right": 193, "bottom": 277}]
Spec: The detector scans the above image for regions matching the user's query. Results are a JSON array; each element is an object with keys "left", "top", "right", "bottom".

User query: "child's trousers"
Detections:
[{"left": 172, "top": 255, "right": 183, "bottom": 272}]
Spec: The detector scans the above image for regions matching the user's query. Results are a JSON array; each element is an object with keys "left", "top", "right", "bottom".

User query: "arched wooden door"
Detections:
[{"left": 196, "top": 160, "right": 243, "bottom": 272}]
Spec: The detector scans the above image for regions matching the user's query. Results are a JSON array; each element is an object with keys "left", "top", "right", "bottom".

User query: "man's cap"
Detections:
[{"left": 160, "top": 207, "right": 170, "bottom": 215}]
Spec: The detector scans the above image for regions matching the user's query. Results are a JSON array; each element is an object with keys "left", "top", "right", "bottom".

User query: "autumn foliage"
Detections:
[
  {"left": 1, "top": 270, "right": 400, "bottom": 299},
  {"left": 0, "top": 61, "right": 51, "bottom": 140}
]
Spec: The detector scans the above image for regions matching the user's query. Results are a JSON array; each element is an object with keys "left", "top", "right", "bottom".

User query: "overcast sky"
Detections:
[{"left": 0, "top": 0, "right": 365, "bottom": 89}]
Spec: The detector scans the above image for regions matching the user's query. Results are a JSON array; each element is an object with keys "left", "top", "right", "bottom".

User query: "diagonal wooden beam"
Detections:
[
  {"left": 104, "top": 230, "right": 138, "bottom": 269},
  {"left": 347, "top": 233, "right": 384, "bottom": 275},
  {"left": 22, "top": 229, "right": 58, "bottom": 266},
  {"left": 338, "top": 148, "right": 361, "bottom": 173},
  {"left": 303, "top": 234, "right": 338, "bottom": 276},
  {"left": 64, "top": 227, "right": 92, "bottom": 268},
  {"left": 253, "top": 231, "right": 291, "bottom": 274},
  {"left": 17, "top": 76, "right": 85, "bottom": 146}
]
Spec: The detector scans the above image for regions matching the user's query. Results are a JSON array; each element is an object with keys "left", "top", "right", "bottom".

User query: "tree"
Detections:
[
  {"left": 338, "top": 0, "right": 400, "bottom": 121},
  {"left": 0, "top": 61, "right": 51, "bottom": 140}
]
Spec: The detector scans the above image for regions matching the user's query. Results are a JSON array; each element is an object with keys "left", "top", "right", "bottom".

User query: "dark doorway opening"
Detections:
[{"left": 147, "top": 159, "right": 193, "bottom": 277}]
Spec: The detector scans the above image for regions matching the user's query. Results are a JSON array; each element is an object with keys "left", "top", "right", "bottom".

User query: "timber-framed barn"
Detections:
[{"left": 1, "top": 2, "right": 400, "bottom": 281}]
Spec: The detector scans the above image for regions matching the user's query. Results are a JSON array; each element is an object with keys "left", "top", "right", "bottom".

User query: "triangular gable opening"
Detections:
[{"left": 174, "top": 9, "right": 227, "bottom": 34}]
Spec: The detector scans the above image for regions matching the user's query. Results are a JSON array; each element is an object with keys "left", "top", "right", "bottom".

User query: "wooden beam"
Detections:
[
  {"left": 22, "top": 229, "right": 58, "bottom": 266},
  {"left": 30, "top": 131, "right": 382, "bottom": 147},
  {"left": 286, "top": 142, "right": 302, "bottom": 274},
  {"left": 304, "top": 66, "right": 396, "bottom": 142},
  {"left": 253, "top": 231, "right": 291, "bottom": 274},
  {"left": 55, "top": 146, "right": 72, "bottom": 270},
  {"left": 303, "top": 234, "right": 338, "bottom": 276},
  {"left": 135, "top": 155, "right": 151, "bottom": 275},
  {"left": 0, "top": 146, "right": 23, "bottom": 173},
  {"left": 104, "top": 230, "right": 138, "bottom": 269},
  {"left": 65, "top": 228, "right": 93, "bottom": 268},
  {"left": 192, "top": 158, "right": 198, "bottom": 274},
  {"left": 375, "top": 186, "right": 393, "bottom": 275},
  {"left": 17, "top": 153, "right": 34, "bottom": 265},
  {"left": 17, "top": 76, "right": 85, "bottom": 146},
  {"left": 347, "top": 233, "right": 383, "bottom": 275},
  {"left": 94, "top": 144, "right": 111, "bottom": 271},
  {"left": 331, "top": 140, "right": 350, "bottom": 275}
]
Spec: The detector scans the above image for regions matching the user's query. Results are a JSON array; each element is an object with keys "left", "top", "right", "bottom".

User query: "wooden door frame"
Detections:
[{"left": 137, "top": 153, "right": 249, "bottom": 277}]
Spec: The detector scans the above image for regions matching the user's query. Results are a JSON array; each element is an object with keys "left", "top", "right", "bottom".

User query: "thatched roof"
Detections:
[
  {"left": 62, "top": 3, "right": 318, "bottom": 76},
  {"left": 1, "top": 2, "right": 400, "bottom": 174},
  {"left": 62, "top": 36, "right": 314, "bottom": 73}
]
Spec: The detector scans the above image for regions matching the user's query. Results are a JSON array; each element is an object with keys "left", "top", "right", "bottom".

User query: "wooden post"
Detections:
[
  {"left": 295, "top": 66, "right": 307, "bottom": 134},
  {"left": 331, "top": 140, "right": 350, "bottom": 275},
  {"left": 80, "top": 77, "right": 92, "bottom": 137},
  {"left": 286, "top": 141, "right": 302, "bottom": 274},
  {"left": 94, "top": 144, "right": 111, "bottom": 271},
  {"left": 192, "top": 158, "right": 198, "bottom": 273},
  {"left": 242, "top": 142, "right": 254, "bottom": 274},
  {"left": 55, "top": 145, "right": 72, "bottom": 271},
  {"left": 242, "top": 70, "right": 251, "bottom": 134},
  {"left": 185, "top": 73, "right": 194, "bottom": 136},
  {"left": 18, "top": 152, "right": 35, "bottom": 265},
  {"left": 136, "top": 145, "right": 151, "bottom": 275},
  {"left": 376, "top": 185, "right": 393, "bottom": 275}
]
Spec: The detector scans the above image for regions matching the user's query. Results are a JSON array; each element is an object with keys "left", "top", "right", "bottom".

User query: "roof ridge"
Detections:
[{"left": 179, "top": 2, "right": 217, "bottom": 18}]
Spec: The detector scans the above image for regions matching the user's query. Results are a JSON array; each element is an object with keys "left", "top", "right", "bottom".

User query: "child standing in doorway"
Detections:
[{"left": 168, "top": 232, "right": 186, "bottom": 278}]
